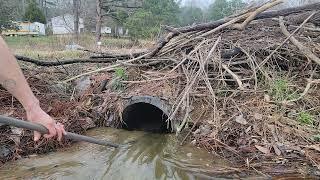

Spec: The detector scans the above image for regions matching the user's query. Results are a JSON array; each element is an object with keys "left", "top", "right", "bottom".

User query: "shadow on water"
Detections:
[{"left": 0, "top": 128, "right": 315, "bottom": 180}]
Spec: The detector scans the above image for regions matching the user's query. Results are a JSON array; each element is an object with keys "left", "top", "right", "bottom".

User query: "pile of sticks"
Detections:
[{"left": 16, "top": 0, "right": 320, "bottom": 163}]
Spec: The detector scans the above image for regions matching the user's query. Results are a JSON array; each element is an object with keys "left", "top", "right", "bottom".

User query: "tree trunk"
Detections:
[
  {"left": 73, "top": 0, "right": 80, "bottom": 42},
  {"left": 95, "top": 0, "right": 102, "bottom": 43},
  {"left": 21, "top": 0, "right": 26, "bottom": 15}
]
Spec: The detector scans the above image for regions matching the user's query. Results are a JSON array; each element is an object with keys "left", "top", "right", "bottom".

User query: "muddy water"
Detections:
[{"left": 0, "top": 128, "right": 240, "bottom": 180}]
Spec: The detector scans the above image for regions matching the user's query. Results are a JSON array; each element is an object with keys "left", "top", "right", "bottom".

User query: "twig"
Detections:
[
  {"left": 221, "top": 63, "right": 245, "bottom": 90},
  {"left": 258, "top": 12, "right": 316, "bottom": 68},
  {"left": 200, "top": 13, "right": 248, "bottom": 37},
  {"left": 121, "top": 75, "right": 180, "bottom": 84},
  {"left": 282, "top": 79, "right": 320, "bottom": 104},
  {"left": 279, "top": 14, "right": 320, "bottom": 65},
  {"left": 62, "top": 53, "right": 150, "bottom": 83},
  {"left": 180, "top": 109, "right": 206, "bottom": 146},
  {"left": 168, "top": 37, "right": 221, "bottom": 122}
]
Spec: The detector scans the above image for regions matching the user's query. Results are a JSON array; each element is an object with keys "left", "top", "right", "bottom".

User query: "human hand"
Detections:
[{"left": 26, "top": 105, "right": 66, "bottom": 141}]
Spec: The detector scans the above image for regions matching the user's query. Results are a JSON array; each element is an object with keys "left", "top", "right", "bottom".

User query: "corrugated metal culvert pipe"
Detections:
[{"left": 121, "top": 96, "right": 172, "bottom": 133}]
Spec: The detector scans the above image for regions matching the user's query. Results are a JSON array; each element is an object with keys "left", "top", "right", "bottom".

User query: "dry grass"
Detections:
[{"left": 5, "top": 34, "right": 153, "bottom": 60}]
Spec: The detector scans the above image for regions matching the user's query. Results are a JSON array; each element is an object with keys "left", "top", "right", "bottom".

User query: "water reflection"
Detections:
[{"left": 0, "top": 128, "right": 232, "bottom": 180}]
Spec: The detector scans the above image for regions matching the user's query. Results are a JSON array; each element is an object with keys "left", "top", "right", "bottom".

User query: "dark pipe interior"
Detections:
[{"left": 122, "top": 102, "right": 171, "bottom": 133}]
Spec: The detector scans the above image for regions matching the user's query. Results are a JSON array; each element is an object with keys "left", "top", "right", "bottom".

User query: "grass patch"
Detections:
[
  {"left": 4, "top": 35, "right": 150, "bottom": 51},
  {"left": 313, "top": 134, "right": 320, "bottom": 142},
  {"left": 269, "top": 78, "right": 298, "bottom": 102},
  {"left": 297, "top": 111, "right": 314, "bottom": 125},
  {"left": 111, "top": 67, "right": 128, "bottom": 91},
  {"left": 14, "top": 49, "right": 87, "bottom": 59}
]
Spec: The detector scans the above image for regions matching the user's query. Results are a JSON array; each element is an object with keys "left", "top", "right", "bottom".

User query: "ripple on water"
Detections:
[{"left": 0, "top": 128, "right": 246, "bottom": 180}]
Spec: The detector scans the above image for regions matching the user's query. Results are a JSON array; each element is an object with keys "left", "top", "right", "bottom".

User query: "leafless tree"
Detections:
[
  {"left": 73, "top": 0, "right": 80, "bottom": 41},
  {"left": 96, "top": 0, "right": 103, "bottom": 42}
]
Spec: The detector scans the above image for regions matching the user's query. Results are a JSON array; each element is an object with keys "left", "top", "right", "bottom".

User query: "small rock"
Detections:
[
  {"left": 75, "top": 76, "right": 91, "bottom": 95},
  {"left": 80, "top": 117, "right": 96, "bottom": 130},
  {"left": 254, "top": 113, "right": 263, "bottom": 120},
  {"left": 190, "top": 139, "right": 196, "bottom": 146},
  {"left": 245, "top": 126, "right": 252, "bottom": 134},
  {"left": 0, "top": 146, "right": 12, "bottom": 159},
  {"left": 264, "top": 94, "right": 271, "bottom": 102},
  {"left": 193, "top": 129, "right": 201, "bottom": 135},
  {"left": 187, "top": 153, "right": 192, "bottom": 157},
  {"left": 65, "top": 43, "right": 84, "bottom": 50},
  {"left": 10, "top": 127, "right": 23, "bottom": 145},
  {"left": 50, "top": 83, "right": 67, "bottom": 94},
  {"left": 200, "top": 125, "right": 211, "bottom": 135},
  {"left": 235, "top": 114, "right": 248, "bottom": 125}
]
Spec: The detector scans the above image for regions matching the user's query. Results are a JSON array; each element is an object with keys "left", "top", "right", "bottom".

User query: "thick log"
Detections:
[
  {"left": 15, "top": 55, "right": 118, "bottom": 66},
  {"left": 170, "top": 2, "right": 320, "bottom": 33},
  {"left": 155, "top": 3, "right": 320, "bottom": 57},
  {"left": 90, "top": 51, "right": 145, "bottom": 59}
]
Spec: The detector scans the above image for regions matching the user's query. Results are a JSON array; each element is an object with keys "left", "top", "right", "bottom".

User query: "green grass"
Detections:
[
  {"left": 3, "top": 35, "right": 151, "bottom": 60},
  {"left": 269, "top": 78, "right": 298, "bottom": 102},
  {"left": 297, "top": 111, "right": 314, "bottom": 125},
  {"left": 112, "top": 67, "right": 128, "bottom": 91},
  {"left": 115, "top": 67, "right": 128, "bottom": 80},
  {"left": 313, "top": 134, "right": 320, "bottom": 142}
]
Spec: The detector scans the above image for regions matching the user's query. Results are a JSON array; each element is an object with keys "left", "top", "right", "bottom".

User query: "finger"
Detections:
[
  {"left": 43, "top": 127, "right": 57, "bottom": 139},
  {"left": 56, "top": 125, "right": 63, "bottom": 142},
  {"left": 44, "top": 124, "right": 57, "bottom": 139},
  {"left": 34, "top": 131, "right": 41, "bottom": 141},
  {"left": 61, "top": 124, "right": 67, "bottom": 135}
]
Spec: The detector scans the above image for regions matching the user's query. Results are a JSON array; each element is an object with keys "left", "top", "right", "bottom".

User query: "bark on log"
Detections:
[
  {"left": 156, "top": 3, "right": 320, "bottom": 58},
  {"left": 15, "top": 55, "right": 118, "bottom": 66},
  {"left": 90, "top": 52, "right": 145, "bottom": 59},
  {"left": 170, "top": 2, "right": 320, "bottom": 33}
]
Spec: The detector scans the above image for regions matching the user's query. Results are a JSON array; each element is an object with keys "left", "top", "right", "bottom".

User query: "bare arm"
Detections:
[{"left": 0, "top": 36, "right": 65, "bottom": 141}]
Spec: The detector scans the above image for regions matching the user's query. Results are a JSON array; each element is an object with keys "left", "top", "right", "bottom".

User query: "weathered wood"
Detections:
[
  {"left": 90, "top": 51, "right": 145, "bottom": 59},
  {"left": 171, "top": 2, "right": 320, "bottom": 33},
  {"left": 15, "top": 55, "right": 118, "bottom": 66},
  {"left": 155, "top": 3, "right": 320, "bottom": 57}
]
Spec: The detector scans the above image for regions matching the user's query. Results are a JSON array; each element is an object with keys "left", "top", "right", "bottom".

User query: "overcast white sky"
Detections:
[
  {"left": 180, "top": 0, "right": 211, "bottom": 8},
  {"left": 179, "top": 0, "right": 313, "bottom": 9}
]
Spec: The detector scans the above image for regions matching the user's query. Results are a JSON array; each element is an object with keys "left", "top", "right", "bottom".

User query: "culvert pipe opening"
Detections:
[{"left": 122, "top": 102, "right": 171, "bottom": 133}]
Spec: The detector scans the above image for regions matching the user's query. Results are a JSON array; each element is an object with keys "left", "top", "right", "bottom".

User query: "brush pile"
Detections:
[
  {"left": 95, "top": 0, "right": 320, "bottom": 173},
  {"left": 2, "top": 0, "right": 320, "bottom": 175}
]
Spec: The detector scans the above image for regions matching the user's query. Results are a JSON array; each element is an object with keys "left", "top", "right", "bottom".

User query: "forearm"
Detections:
[{"left": 0, "top": 37, "right": 39, "bottom": 111}]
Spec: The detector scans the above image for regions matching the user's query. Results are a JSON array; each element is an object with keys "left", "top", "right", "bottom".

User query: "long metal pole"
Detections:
[{"left": 0, "top": 115, "right": 119, "bottom": 148}]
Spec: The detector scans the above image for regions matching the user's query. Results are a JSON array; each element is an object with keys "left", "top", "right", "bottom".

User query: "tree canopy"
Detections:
[
  {"left": 179, "top": 5, "right": 204, "bottom": 26},
  {"left": 125, "top": 0, "right": 179, "bottom": 39},
  {"left": 0, "top": 0, "right": 19, "bottom": 32},
  {"left": 24, "top": 0, "right": 46, "bottom": 23},
  {"left": 207, "top": 0, "right": 245, "bottom": 20}
]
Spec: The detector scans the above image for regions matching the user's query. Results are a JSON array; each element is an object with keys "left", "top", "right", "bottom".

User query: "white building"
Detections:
[
  {"left": 101, "top": 26, "right": 112, "bottom": 34},
  {"left": 51, "top": 14, "right": 84, "bottom": 35}
]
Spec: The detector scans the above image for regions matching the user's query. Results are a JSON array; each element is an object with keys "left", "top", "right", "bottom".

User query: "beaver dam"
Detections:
[{"left": 1, "top": 0, "right": 320, "bottom": 178}]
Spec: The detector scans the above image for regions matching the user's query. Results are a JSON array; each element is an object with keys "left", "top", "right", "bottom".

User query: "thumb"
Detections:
[{"left": 34, "top": 131, "right": 41, "bottom": 141}]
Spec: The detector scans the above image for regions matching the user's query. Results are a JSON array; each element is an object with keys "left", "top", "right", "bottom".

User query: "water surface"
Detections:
[{"left": 0, "top": 128, "right": 240, "bottom": 180}]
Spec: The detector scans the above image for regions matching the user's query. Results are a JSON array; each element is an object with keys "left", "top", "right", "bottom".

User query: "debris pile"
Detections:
[{"left": 1, "top": 0, "right": 320, "bottom": 175}]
